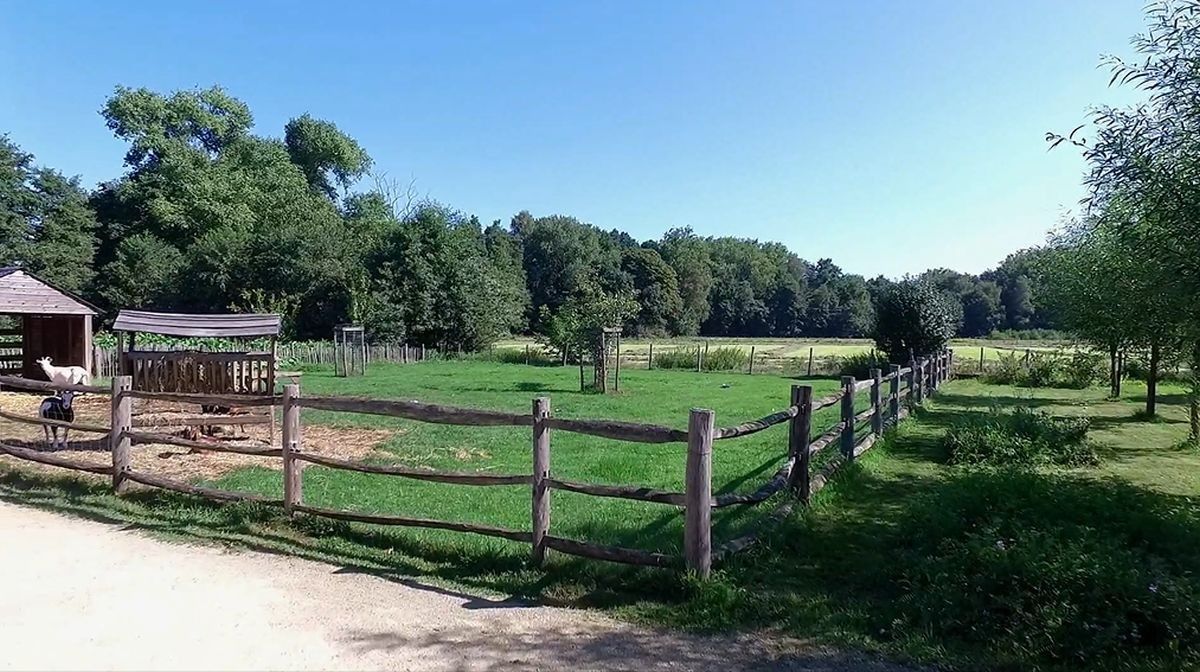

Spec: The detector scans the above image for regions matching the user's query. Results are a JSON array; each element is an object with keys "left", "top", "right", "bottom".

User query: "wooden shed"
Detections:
[{"left": 0, "top": 268, "right": 97, "bottom": 380}]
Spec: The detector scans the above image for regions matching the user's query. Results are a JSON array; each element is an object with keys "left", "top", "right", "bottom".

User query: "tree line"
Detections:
[{"left": 3, "top": 85, "right": 1053, "bottom": 346}]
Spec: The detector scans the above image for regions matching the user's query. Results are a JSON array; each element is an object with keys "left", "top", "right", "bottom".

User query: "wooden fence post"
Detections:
[
  {"left": 947, "top": 350, "right": 954, "bottom": 381},
  {"left": 525, "top": 344, "right": 530, "bottom": 365},
  {"left": 685, "top": 408, "right": 714, "bottom": 578},
  {"left": 695, "top": 346, "right": 702, "bottom": 373},
  {"left": 110, "top": 375, "right": 131, "bottom": 494},
  {"left": 648, "top": 343, "right": 654, "bottom": 369},
  {"left": 282, "top": 383, "right": 303, "bottom": 515},
  {"left": 748, "top": 345, "right": 755, "bottom": 375},
  {"left": 788, "top": 385, "right": 813, "bottom": 502},
  {"left": 979, "top": 346, "right": 984, "bottom": 373},
  {"left": 906, "top": 360, "right": 916, "bottom": 407},
  {"left": 889, "top": 364, "right": 900, "bottom": 424},
  {"left": 807, "top": 347, "right": 814, "bottom": 376},
  {"left": 914, "top": 360, "right": 925, "bottom": 404},
  {"left": 870, "top": 368, "right": 883, "bottom": 436},
  {"left": 840, "top": 376, "right": 855, "bottom": 460},
  {"left": 532, "top": 397, "right": 551, "bottom": 567}
]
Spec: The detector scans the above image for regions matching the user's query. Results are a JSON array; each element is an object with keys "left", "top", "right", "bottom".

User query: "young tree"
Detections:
[
  {"left": 1049, "top": 1, "right": 1200, "bottom": 432},
  {"left": 872, "top": 280, "right": 958, "bottom": 361}
]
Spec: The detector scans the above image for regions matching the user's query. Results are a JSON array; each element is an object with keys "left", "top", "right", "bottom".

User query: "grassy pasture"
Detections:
[
  {"left": 493, "top": 336, "right": 1070, "bottom": 369},
  {"left": 218, "top": 361, "right": 850, "bottom": 554},
  {"left": 1, "top": 361, "right": 1195, "bottom": 670}
]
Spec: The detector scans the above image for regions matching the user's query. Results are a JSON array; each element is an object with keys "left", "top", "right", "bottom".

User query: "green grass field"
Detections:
[
  {"left": 220, "top": 361, "right": 851, "bottom": 554},
  {"left": 0, "top": 361, "right": 1195, "bottom": 671}
]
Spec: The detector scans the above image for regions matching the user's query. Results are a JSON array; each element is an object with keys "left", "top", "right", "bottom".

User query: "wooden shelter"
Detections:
[
  {"left": 112, "top": 310, "right": 281, "bottom": 394},
  {"left": 0, "top": 268, "right": 97, "bottom": 379}
]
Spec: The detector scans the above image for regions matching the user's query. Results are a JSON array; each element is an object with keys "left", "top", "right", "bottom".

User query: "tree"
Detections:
[
  {"left": 872, "top": 280, "right": 958, "bottom": 361},
  {"left": 959, "top": 281, "right": 1003, "bottom": 337},
  {"left": 0, "top": 136, "right": 97, "bottom": 291},
  {"left": 1048, "top": 1, "right": 1200, "bottom": 431},
  {"left": 620, "top": 247, "right": 682, "bottom": 336},
  {"left": 657, "top": 227, "right": 713, "bottom": 335},
  {"left": 534, "top": 274, "right": 637, "bottom": 364},
  {"left": 284, "top": 114, "right": 372, "bottom": 200}
]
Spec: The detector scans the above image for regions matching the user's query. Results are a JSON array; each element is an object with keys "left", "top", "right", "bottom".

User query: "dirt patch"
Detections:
[{"left": 0, "top": 391, "right": 395, "bottom": 481}]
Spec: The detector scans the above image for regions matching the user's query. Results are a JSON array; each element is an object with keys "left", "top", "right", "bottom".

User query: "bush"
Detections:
[
  {"left": 888, "top": 472, "right": 1200, "bottom": 670},
  {"left": 654, "top": 345, "right": 748, "bottom": 371},
  {"left": 873, "top": 280, "right": 958, "bottom": 360},
  {"left": 471, "top": 347, "right": 559, "bottom": 366},
  {"left": 832, "top": 351, "right": 888, "bottom": 380},
  {"left": 942, "top": 407, "right": 1097, "bottom": 467},
  {"left": 984, "top": 351, "right": 1106, "bottom": 389},
  {"left": 702, "top": 346, "right": 748, "bottom": 371},
  {"left": 987, "top": 328, "right": 1069, "bottom": 341}
]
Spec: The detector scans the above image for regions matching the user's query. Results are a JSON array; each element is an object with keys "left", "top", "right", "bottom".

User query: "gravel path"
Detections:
[{"left": 0, "top": 501, "right": 914, "bottom": 671}]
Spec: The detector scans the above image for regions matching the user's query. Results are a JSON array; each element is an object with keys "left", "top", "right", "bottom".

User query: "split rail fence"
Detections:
[{"left": 0, "top": 350, "right": 953, "bottom": 578}]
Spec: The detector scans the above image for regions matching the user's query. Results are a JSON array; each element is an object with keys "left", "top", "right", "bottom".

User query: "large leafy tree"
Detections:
[
  {"left": 92, "top": 86, "right": 360, "bottom": 337},
  {"left": 0, "top": 136, "right": 97, "bottom": 291}
]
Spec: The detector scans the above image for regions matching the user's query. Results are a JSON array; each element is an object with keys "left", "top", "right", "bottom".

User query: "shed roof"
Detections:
[
  {"left": 113, "top": 310, "right": 282, "bottom": 338},
  {"left": 0, "top": 268, "right": 99, "bottom": 316}
]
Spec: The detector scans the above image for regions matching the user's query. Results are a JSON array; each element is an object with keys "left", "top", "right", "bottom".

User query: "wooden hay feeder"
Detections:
[{"left": 111, "top": 309, "right": 282, "bottom": 441}]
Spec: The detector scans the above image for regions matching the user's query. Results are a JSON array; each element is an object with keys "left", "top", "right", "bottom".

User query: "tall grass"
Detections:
[{"left": 653, "top": 346, "right": 748, "bottom": 371}]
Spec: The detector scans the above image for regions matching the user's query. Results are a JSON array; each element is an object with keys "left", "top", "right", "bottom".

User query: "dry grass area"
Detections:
[{"left": 0, "top": 391, "right": 394, "bottom": 481}]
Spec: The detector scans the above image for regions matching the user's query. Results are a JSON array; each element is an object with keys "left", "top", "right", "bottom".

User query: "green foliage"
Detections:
[
  {"left": 1, "top": 83, "right": 1076, "bottom": 348},
  {"left": 533, "top": 275, "right": 638, "bottom": 360},
  {"left": 832, "top": 350, "right": 887, "bottom": 379},
  {"left": 283, "top": 114, "right": 371, "bottom": 199},
  {"left": 872, "top": 280, "right": 957, "bottom": 359},
  {"left": 985, "top": 351, "right": 1107, "bottom": 389},
  {"left": 0, "top": 136, "right": 97, "bottom": 291},
  {"left": 942, "top": 407, "right": 1097, "bottom": 467},
  {"left": 653, "top": 345, "right": 748, "bottom": 371},
  {"left": 890, "top": 472, "right": 1200, "bottom": 669},
  {"left": 988, "top": 328, "right": 1068, "bottom": 341}
]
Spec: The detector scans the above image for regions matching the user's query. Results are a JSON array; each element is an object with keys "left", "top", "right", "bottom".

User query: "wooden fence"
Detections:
[{"left": 0, "top": 350, "right": 954, "bottom": 578}]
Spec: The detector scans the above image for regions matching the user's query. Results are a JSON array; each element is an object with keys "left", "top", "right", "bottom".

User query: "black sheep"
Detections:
[{"left": 38, "top": 390, "right": 76, "bottom": 450}]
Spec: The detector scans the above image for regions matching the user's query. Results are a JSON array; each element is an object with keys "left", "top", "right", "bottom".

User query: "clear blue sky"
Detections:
[{"left": 1, "top": 1, "right": 1146, "bottom": 277}]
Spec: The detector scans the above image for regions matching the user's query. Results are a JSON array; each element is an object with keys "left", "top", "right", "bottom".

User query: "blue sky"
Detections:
[{"left": 1, "top": 1, "right": 1146, "bottom": 277}]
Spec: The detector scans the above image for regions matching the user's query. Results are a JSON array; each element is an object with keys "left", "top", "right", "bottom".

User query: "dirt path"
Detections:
[{"left": 0, "top": 502, "right": 914, "bottom": 672}]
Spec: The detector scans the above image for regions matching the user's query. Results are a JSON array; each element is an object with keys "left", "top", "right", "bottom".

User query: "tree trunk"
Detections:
[
  {"left": 1108, "top": 348, "right": 1118, "bottom": 396},
  {"left": 1109, "top": 344, "right": 1119, "bottom": 398},
  {"left": 1190, "top": 343, "right": 1200, "bottom": 442},
  {"left": 1147, "top": 341, "right": 1160, "bottom": 417}
]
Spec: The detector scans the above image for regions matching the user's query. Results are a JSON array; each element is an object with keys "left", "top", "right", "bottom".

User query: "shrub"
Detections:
[
  {"left": 471, "top": 347, "right": 559, "bottom": 366},
  {"left": 872, "top": 280, "right": 958, "bottom": 360},
  {"left": 942, "top": 407, "right": 1096, "bottom": 467},
  {"left": 832, "top": 351, "right": 888, "bottom": 380},
  {"left": 653, "top": 345, "right": 748, "bottom": 371},
  {"left": 987, "top": 328, "right": 1069, "bottom": 341},
  {"left": 888, "top": 472, "right": 1200, "bottom": 670},
  {"left": 984, "top": 351, "right": 1106, "bottom": 389},
  {"left": 654, "top": 346, "right": 699, "bottom": 369},
  {"left": 701, "top": 346, "right": 748, "bottom": 371}
]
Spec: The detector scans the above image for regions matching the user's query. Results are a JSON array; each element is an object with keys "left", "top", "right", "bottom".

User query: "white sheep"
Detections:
[{"left": 35, "top": 357, "right": 91, "bottom": 387}]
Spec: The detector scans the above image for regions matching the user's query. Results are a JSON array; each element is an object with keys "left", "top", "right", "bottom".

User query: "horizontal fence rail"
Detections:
[{"left": 0, "top": 349, "right": 955, "bottom": 579}]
